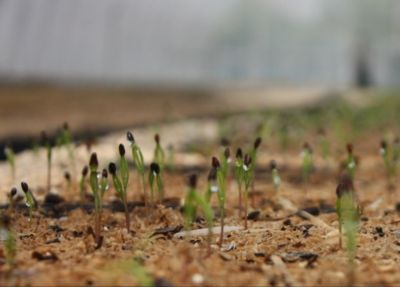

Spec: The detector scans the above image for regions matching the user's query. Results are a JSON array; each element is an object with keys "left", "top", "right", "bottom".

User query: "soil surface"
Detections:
[{"left": 1, "top": 120, "right": 400, "bottom": 286}]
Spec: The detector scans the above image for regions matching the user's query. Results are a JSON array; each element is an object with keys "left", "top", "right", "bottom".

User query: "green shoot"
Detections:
[
  {"left": 205, "top": 167, "right": 218, "bottom": 204},
  {"left": 153, "top": 134, "right": 165, "bottom": 171},
  {"left": 1, "top": 214, "right": 16, "bottom": 267},
  {"left": 64, "top": 171, "right": 72, "bottom": 193},
  {"left": 118, "top": 144, "right": 130, "bottom": 193},
  {"left": 4, "top": 145, "right": 16, "bottom": 181},
  {"left": 89, "top": 153, "right": 104, "bottom": 245},
  {"left": 318, "top": 128, "right": 330, "bottom": 160},
  {"left": 248, "top": 137, "right": 262, "bottom": 207},
  {"left": 270, "top": 160, "right": 281, "bottom": 193},
  {"left": 301, "top": 142, "right": 313, "bottom": 184},
  {"left": 149, "top": 162, "right": 163, "bottom": 204},
  {"left": 242, "top": 154, "right": 252, "bottom": 230},
  {"left": 8, "top": 187, "right": 17, "bottom": 211},
  {"left": 336, "top": 175, "right": 359, "bottom": 286},
  {"left": 79, "top": 166, "right": 89, "bottom": 202},
  {"left": 127, "top": 131, "right": 147, "bottom": 206},
  {"left": 56, "top": 123, "right": 75, "bottom": 177},
  {"left": 345, "top": 143, "right": 357, "bottom": 180},
  {"left": 109, "top": 162, "right": 130, "bottom": 232},
  {"left": 212, "top": 157, "right": 227, "bottom": 247},
  {"left": 380, "top": 140, "right": 396, "bottom": 184},
  {"left": 41, "top": 131, "right": 53, "bottom": 193},
  {"left": 234, "top": 148, "right": 244, "bottom": 219},
  {"left": 184, "top": 174, "right": 214, "bottom": 251},
  {"left": 221, "top": 147, "right": 231, "bottom": 180},
  {"left": 21, "top": 181, "right": 37, "bottom": 222}
]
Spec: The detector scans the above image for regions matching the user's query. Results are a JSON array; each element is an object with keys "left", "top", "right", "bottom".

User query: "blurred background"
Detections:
[{"left": 0, "top": 0, "right": 399, "bottom": 154}]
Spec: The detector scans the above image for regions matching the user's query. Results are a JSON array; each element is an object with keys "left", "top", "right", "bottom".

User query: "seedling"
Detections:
[
  {"left": 379, "top": 140, "right": 396, "bottom": 184},
  {"left": 336, "top": 175, "right": 359, "bottom": 249},
  {"left": 41, "top": 131, "right": 53, "bottom": 193},
  {"left": 270, "top": 160, "right": 281, "bottom": 193},
  {"left": 301, "top": 142, "right": 313, "bottom": 184},
  {"left": 345, "top": 143, "right": 357, "bottom": 180},
  {"left": 21, "top": 181, "right": 37, "bottom": 222},
  {"left": 8, "top": 187, "right": 17, "bottom": 210},
  {"left": 205, "top": 167, "right": 218, "bottom": 204},
  {"left": 4, "top": 145, "right": 16, "bottom": 181},
  {"left": 221, "top": 147, "right": 231, "bottom": 179},
  {"left": 64, "top": 171, "right": 72, "bottom": 192},
  {"left": 184, "top": 174, "right": 214, "bottom": 250},
  {"left": 149, "top": 162, "right": 163, "bottom": 204},
  {"left": 109, "top": 162, "right": 130, "bottom": 232},
  {"left": 153, "top": 134, "right": 165, "bottom": 171},
  {"left": 242, "top": 154, "right": 252, "bottom": 229},
  {"left": 79, "top": 166, "right": 89, "bottom": 201},
  {"left": 249, "top": 137, "right": 262, "bottom": 207},
  {"left": 0, "top": 214, "right": 16, "bottom": 267},
  {"left": 118, "top": 144, "right": 130, "bottom": 193},
  {"left": 89, "top": 153, "right": 104, "bottom": 245},
  {"left": 127, "top": 131, "right": 147, "bottom": 205},
  {"left": 234, "top": 148, "right": 244, "bottom": 219},
  {"left": 211, "top": 156, "right": 229, "bottom": 247},
  {"left": 56, "top": 122, "right": 75, "bottom": 176}
]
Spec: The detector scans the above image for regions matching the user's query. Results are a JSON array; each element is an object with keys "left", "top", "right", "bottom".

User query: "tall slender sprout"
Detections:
[
  {"left": 184, "top": 174, "right": 214, "bottom": 250},
  {"left": 4, "top": 145, "right": 16, "bottom": 181},
  {"left": 234, "top": 148, "right": 244, "bottom": 219},
  {"left": 41, "top": 131, "right": 53, "bottom": 193},
  {"left": 379, "top": 140, "right": 396, "bottom": 184},
  {"left": 153, "top": 134, "right": 165, "bottom": 171},
  {"left": 242, "top": 154, "right": 252, "bottom": 230},
  {"left": 127, "top": 131, "right": 147, "bottom": 205},
  {"left": 212, "top": 157, "right": 227, "bottom": 247},
  {"left": 57, "top": 122, "right": 75, "bottom": 176},
  {"left": 80, "top": 166, "right": 89, "bottom": 202},
  {"left": 21, "top": 182, "right": 37, "bottom": 222},
  {"left": 118, "top": 144, "right": 130, "bottom": 193},
  {"left": 109, "top": 162, "right": 130, "bottom": 232},
  {"left": 270, "top": 160, "right": 281, "bottom": 193},
  {"left": 1, "top": 215, "right": 16, "bottom": 267},
  {"left": 205, "top": 167, "right": 218, "bottom": 204},
  {"left": 89, "top": 153, "right": 104, "bottom": 246},
  {"left": 149, "top": 162, "right": 163, "bottom": 204},
  {"left": 301, "top": 142, "right": 313, "bottom": 184},
  {"left": 8, "top": 187, "right": 17, "bottom": 211},
  {"left": 336, "top": 175, "right": 359, "bottom": 286},
  {"left": 249, "top": 137, "right": 262, "bottom": 207},
  {"left": 346, "top": 143, "right": 356, "bottom": 180}
]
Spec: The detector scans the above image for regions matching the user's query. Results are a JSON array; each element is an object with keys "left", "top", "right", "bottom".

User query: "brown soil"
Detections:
[{"left": 1, "top": 131, "right": 400, "bottom": 287}]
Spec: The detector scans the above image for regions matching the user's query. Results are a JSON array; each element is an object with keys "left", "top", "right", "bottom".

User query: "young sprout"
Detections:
[
  {"left": 109, "top": 162, "right": 130, "bottom": 232},
  {"left": 21, "top": 181, "right": 37, "bottom": 222},
  {"left": 336, "top": 175, "right": 359, "bottom": 249},
  {"left": 64, "top": 171, "right": 72, "bottom": 192},
  {"left": 270, "top": 160, "right": 281, "bottom": 193},
  {"left": 221, "top": 147, "right": 231, "bottom": 179},
  {"left": 317, "top": 128, "right": 330, "bottom": 160},
  {"left": 248, "top": 137, "right": 262, "bottom": 207},
  {"left": 118, "top": 144, "right": 130, "bottom": 193},
  {"left": 56, "top": 122, "right": 75, "bottom": 176},
  {"left": 127, "top": 131, "right": 147, "bottom": 205},
  {"left": 234, "top": 148, "right": 244, "bottom": 219},
  {"left": 41, "top": 131, "right": 53, "bottom": 193},
  {"left": 345, "top": 143, "right": 357, "bottom": 180},
  {"left": 205, "top": 167, "right": 218, "bottom": 204},
  {"left": 301, "top": 142, "right": 313, "bottom": 184},
  {"left": 212, "top": 157, "right": 227, "bottom": 247},
  {"left": 8, "top": 187, "right": 17, "bottom": 211},
  {"left": 184, "top": 174, "right": 214, "bottom": 250},
  {"left": 149, "top": 162, "right": 163, "bottom": 204},
  {"left": 153, "top": 134, "right": 165, "bottom": 171},
  {"left": 79, "top": 166, "right": 89, "bottom": 202},
  {"left": 379, "top": 140, "right": 396, "bottom": 184},
  {"left": 0, "top": 214, "right": 16, "bottom": 267},
  {"left": 242, "top": 154, "right": 252, "bottom": 230},
  {"left": 336, "top": 175, "right": 360, "bottom": 285},
  {"left": 4, "top": 145, "right": 16, "bottom": 181},
  {"left": 89, "top": 153, "right": 104, "bottom": 245}
]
